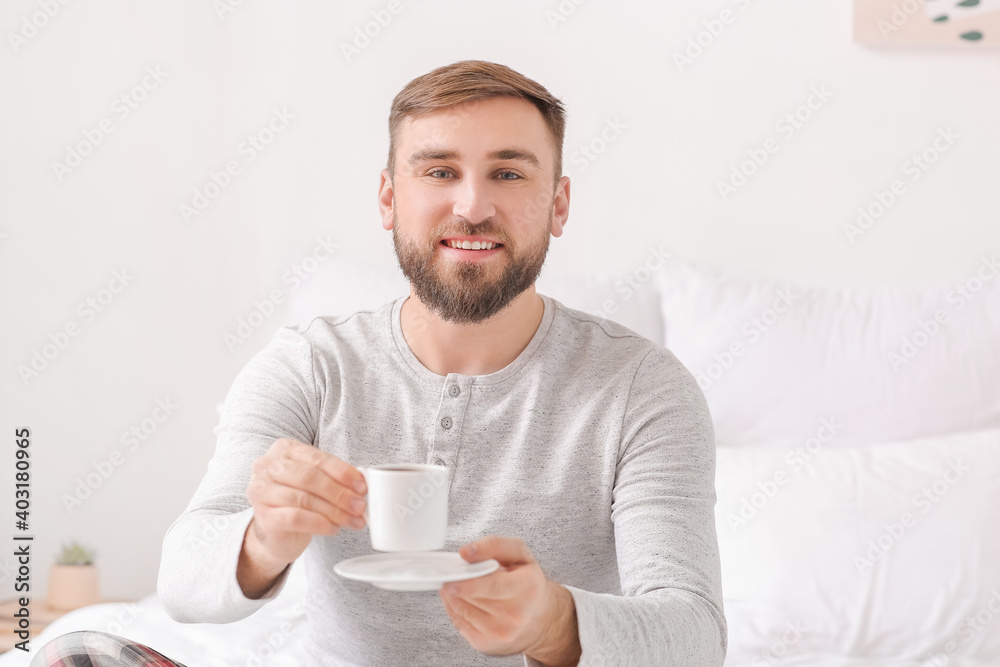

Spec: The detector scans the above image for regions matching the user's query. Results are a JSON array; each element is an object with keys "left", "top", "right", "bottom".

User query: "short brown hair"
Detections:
[{"left": 387, "top": 60, "right": 566, "bottom": 187}]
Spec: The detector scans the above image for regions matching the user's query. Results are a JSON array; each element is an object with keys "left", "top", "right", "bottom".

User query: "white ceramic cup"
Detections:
[{"left": 356, "top": 464, "right": 450, "bottom": 552}]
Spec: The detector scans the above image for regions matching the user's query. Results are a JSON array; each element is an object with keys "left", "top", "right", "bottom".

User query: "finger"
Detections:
[
  {"left": 441, "top": 587, "right": 489, "bottom": 638},
  {"left": 253, "top": 446, "right": 366, "bottom": 517},
  {"left": 254, "top": 504, "right": 344, "bottom": 537},
  {"left": 285, "top": 461, "right": 367, "bottom": 517},
  {"left": 461, "top": 535, "right": 536, "bottom": 566},
  {"left": 249, "top": 480, "right": 366, "bottom": 530},
  {"left": 280, "top": 439, "right": 368, "bottom": 493},
  {"left": 445, "top": 569, "right": 524, "bottom": 603}
]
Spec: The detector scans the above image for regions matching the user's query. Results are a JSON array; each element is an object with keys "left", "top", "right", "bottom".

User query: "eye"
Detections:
[
  {"left": 497, "top": 170, "right": 521, "bottom": 181},
  {"left": 428, "top": 169, "right": 453, "bottom": 179}
]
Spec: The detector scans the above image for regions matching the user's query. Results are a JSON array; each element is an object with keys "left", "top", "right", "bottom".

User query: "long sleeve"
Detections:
[
  {"left": 525, "top": 346, "right": 728, "bottom": 666},
  {"left": 157, "top": 326, "right": 321, "bottom": 623}
]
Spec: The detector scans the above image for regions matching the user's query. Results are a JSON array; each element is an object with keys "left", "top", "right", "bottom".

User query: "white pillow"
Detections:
[
  {"left": 716, "top": 428, "right": 1000, "bottom": 664},
  {"left": 657, "top": 259, "right": 1000, "bottom": 448}
]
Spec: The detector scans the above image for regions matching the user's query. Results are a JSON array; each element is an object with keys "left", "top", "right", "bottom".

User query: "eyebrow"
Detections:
[{"left": 408, "top": 147, "right": 541, "bottom": 168}]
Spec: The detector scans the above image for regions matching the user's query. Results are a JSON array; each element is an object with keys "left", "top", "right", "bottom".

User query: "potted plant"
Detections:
[{"left": 47, "top": 541, "right": 100, "bottom": 611}]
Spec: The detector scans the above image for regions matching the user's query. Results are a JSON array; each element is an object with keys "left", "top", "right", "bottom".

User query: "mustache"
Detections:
[{"left": 433, "top": 221, "right": 507, "bottom": 244}]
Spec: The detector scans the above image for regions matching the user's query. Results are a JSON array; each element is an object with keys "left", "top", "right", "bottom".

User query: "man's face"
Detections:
[{"left": 380, "top": 96, "right": 568, "bottom": 325}]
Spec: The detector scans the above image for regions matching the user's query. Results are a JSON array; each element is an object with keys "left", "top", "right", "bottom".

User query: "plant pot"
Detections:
[{"left": 47, "top": 564, "right": 100, "bottom": 611}]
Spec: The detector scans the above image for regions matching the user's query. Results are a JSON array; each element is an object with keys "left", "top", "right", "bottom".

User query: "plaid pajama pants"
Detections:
[{"left": 29, "top": 631, "right": 187, "bottom": 667}]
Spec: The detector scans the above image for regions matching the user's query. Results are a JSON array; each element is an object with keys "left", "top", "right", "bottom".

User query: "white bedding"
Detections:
[
  {"left": 4, "top": 547, "right": 997, "bottom": 667},
  {"left": 7, "top": 432, "right": 1000, "bottom": 666},
  {"left": 0, "top": 560, "right": 311, "bottom": 666}
]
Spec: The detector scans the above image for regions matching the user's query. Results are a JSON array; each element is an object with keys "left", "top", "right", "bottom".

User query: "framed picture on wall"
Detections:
[{"left": 854, "top": 0, "right": 1000, "bottom": 44}]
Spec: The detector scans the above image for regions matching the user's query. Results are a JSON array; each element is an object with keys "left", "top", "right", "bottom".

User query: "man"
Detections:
[{"left": 34, "top": 60, "right": 727, "bottom": 667}]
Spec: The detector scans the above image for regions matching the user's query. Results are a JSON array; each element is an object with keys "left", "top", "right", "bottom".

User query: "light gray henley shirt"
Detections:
[{"left": 157, "top": 293, "right": 727, "bottom": 666}]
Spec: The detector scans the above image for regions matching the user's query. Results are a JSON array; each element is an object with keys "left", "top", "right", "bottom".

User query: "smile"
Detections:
[
  {"left": 442, "top": 239, "right": 502, "bottom": 250},
  {"left": 438, "top": 240, "right": 504, "bottom": 259}
]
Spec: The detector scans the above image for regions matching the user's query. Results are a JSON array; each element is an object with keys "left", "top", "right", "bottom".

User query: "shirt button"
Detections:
[
  {"left": 441, "top": 416, "right": 453, "bottom": 429},
  {"left": 448, "top": 385, "right": 461, "bottom": 397}
]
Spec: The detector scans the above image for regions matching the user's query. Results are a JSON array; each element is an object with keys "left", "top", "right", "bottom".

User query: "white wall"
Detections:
[{"left": 2, "top": 0, "right": 998, "bottom": 599}]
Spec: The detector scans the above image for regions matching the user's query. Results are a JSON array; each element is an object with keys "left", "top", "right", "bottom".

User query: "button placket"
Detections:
[{"left": 429, "top": 374, "right": 471, "bottom": 472}]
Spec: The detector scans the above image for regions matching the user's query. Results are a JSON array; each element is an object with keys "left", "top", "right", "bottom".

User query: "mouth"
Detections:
[
  {"left": 439, "top": 238, "right": 504, "bottom": 259},
  {"left": 440, "top": 238, "right": 503, "bottom": 250}
]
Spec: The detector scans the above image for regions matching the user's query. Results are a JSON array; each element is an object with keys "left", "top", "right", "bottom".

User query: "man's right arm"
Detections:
[
  {"left": 236, "top": 437, "right": 369, "bottom": 598},
  {"left": 237, "top": 517, "right": 291, "bottom": 600},
  {"left": 157, "top": 326, "right": 365, "bottom": 623}
]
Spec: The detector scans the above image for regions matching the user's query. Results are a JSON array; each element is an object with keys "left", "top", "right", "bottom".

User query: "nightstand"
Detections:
[{"left": 0, "top": 598, "right": 129, "bottom": 653}]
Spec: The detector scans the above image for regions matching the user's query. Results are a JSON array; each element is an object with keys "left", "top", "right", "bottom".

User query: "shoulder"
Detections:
[
  {"left": 548, "top": 295, "right": 652, "bottom": 344},
  {"left": 280, "top": 298, "right": 397, "bottom": 351},
  {"left": 235, "top": 299, "right": 396, "bottom": 386},
  {"left": 544, "top": 295, "right": 704, "bottom": 403},
  {"left": 546, "top": 296, "right": 689, "bottom": 378},
  {"left": 549, "top": 291, "right": 711, "bottom": 422}
]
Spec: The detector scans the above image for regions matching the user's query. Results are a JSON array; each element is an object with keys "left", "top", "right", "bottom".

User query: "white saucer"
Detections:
[{"left": 334, "top": 551, "right": 500, "bottom": 591}]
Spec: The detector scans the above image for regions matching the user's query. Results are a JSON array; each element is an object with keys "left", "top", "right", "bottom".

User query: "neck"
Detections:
[{"left": 399, "top": 286, "right": 544, "bottom": 377}]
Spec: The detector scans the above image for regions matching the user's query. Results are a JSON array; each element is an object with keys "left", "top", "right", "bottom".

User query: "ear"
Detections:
[
  {"left": 378, "top": 169, "right": 395, "bottom": 231},
  {"left": 549, "top": 176, "right": 570, "bottom": 238}
]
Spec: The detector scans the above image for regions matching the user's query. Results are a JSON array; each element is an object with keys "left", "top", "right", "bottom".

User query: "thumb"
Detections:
[{"left": 460, "top": 535, "right": 535, "bottom": 566}]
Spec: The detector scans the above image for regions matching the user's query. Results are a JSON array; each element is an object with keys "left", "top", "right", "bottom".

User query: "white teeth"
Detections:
[{"left": 447, "top": 240, "right": 496, "bottom": 250}]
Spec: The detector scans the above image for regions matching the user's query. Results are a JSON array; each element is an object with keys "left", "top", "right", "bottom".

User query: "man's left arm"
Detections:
[
  {"left": 542, "top": 345, "right": 728, "bottom": 666},
  {"left": 443, "top": 346, "right": 727, "bottom": 666}
]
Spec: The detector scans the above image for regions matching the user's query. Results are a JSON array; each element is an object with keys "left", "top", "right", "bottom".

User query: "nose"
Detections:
[{"left": 451, "top": 175, "right": 496, "bottom": 223}]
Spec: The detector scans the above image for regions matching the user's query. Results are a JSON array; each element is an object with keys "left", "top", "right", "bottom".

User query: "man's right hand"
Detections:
[{"left": 238, "top": 438, "right": 368, "bottom": 598}]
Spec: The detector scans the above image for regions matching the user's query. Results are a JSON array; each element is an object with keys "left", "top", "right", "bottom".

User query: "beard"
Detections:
[{"left": 391, "top": 207, "right": 551, "bottom": 324}]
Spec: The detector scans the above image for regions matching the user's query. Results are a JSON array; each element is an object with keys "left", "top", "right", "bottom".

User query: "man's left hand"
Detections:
[{"left": 439, "top": 535, "right": 581, "bottom": 665}]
